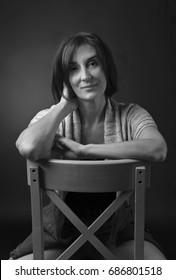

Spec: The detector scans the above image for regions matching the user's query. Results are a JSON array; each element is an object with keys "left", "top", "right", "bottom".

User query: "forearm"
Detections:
[
  {"left": 83, "top": 138, "right": 167, "bottom": 162},
  {"left": 16, "top": 101, "right": 74, "bottom": 160}
]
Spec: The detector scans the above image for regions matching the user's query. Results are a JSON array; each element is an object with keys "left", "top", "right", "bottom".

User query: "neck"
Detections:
[{"left": 78, "top": 97, "right": 106, "bottom": 127}]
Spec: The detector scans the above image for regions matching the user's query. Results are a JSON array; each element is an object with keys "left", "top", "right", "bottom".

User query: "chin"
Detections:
[{"left": 80, "top": 91, "right": 101, "bottom": 101}]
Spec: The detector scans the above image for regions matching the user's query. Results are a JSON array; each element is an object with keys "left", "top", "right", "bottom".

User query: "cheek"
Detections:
[
  {"left": 99, "top": 71, "right": 107, "bottom": 88},
  {"left": 94, "top": 67, "right": 106, "bottom": 81},
  {"left": 69, "top": 74, "right": 79, "bottom": 88}
]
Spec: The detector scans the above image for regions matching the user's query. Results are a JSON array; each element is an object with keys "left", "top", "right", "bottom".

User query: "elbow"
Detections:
[
  {"left": 153, "top": 139, "right": 168, "bottom": 162},
  {"left": 16, "top": 136, "right": 51, "bottom": 160},
  {"left": 16, "top": 140, "right": 36, "bottom": 160},
  {"left": 160, "top": 142, "right": 168, "bottom": 162},
  {"left": 16, "top": 139, "right": 47, "bottom": 161},
  {"left": 16, "top": 143, "right": 51, "bottom": 161}
]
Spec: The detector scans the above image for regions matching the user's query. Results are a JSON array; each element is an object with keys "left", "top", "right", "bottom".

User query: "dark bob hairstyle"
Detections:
[{"left": 51, "top": 32, "right": 118, "bottom": 103}]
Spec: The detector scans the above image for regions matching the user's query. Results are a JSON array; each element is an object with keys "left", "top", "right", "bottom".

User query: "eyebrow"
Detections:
[
  {"left": 87, "top": 55, "right": 99, "bottom": 62},
  {"left": 69, "top": 55, "right": 99, "bottom": 65}
]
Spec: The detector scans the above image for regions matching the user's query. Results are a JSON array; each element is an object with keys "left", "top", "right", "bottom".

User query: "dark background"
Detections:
[{"left": 0, "top": 0, "right": 176, "bottom": 259}]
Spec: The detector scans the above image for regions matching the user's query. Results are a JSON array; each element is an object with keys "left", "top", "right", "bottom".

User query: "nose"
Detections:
[{"left": 80, "top": 67, "right": 92, "bottom": 82}]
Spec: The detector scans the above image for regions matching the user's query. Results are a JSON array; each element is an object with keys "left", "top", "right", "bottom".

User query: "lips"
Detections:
[{"left": 81, "top": 83, "right": 98, "bottom": 89}]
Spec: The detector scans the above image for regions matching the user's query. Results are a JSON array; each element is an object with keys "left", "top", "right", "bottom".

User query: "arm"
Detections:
[
  {"left": 84, "top": 127, "right": 167, "bottom": 161},
  {"left": 16, "top": 88, "right": 78, "bottom": 160},
  {"left": 58, "top": 126, "right": 167, "bottom": 162}
]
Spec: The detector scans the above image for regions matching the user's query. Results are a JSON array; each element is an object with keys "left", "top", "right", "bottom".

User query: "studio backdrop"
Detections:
[{"left": 0, "top": 0, "right": 176, "bottom": 259}]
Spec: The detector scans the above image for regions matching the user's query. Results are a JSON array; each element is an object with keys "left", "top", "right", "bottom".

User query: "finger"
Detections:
[
  {"left": 58, "top": 137, "right": 73, "bottom": 147},
  {"left": 63, "top": 150, "right": 78, "bottom": 160},
  {"left": 62, "top": 83, "right": 69, "bottom": 99},
  {"left": 62, "top": 83, "right": 77, "bottom": 101}
]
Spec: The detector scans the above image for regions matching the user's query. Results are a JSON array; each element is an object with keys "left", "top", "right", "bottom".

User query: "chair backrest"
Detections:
[
  {"left": 27, "top": 159, "right": 150, "bottom": 193},
  {"left": 27, "top": 158, "right": 150, "bottom": 260}
]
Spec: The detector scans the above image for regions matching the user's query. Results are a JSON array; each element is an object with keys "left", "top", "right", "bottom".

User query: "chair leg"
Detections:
[
  {"left": 134, "top": 166, "right": 145, "bottom": 260},
  {"left": 30, "top": 166, "right": 44, "bottom": 260}
]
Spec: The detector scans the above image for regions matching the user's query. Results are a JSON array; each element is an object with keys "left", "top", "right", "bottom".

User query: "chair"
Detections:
[{"left": 27, "top": 158, "right": 150, "bottom": 260}]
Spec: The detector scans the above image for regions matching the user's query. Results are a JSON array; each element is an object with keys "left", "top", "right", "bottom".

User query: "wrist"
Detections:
[
  {"left": 60, "top": 97, "right": 78, "bottom": 113},
  {"left": 57, "top": 99, "right": 76, "bottom": 117},
  {"left": 81, "top": 144, "right": 92, "bottom": 159}
]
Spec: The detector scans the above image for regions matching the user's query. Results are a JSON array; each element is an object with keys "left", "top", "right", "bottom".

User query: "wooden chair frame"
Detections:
[{"left": 27, "top": 159, "right": 150, "bottom": 260}]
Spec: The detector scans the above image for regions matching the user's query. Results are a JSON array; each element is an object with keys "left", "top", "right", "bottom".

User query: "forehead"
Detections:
[{"left": 71, "top": 44, "right": 97, "bottom": 63}]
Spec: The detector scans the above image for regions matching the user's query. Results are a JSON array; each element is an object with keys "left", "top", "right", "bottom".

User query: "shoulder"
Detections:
[
  {"left": 109, "top": 98, "right": 139, "bottom": 116},
  {"left": 109, "top": 98, "right": 157, "bottom": 139}
]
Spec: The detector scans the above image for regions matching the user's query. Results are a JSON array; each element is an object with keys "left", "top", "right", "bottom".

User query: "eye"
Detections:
[
  {"left": 69, "top": 64, "right": 78, "bottom": 72},
  {"left": 88, "top": 59, "right": 98, "bottom": 67}
]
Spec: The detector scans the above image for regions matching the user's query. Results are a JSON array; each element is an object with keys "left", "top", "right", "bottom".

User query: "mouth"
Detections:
[{"left": 81, "top": 83, "right": 98, "bottom": 89}]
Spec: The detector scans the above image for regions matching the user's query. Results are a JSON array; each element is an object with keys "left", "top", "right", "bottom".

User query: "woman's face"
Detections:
[{"left": 68, "top": 44, "right": 107, "bottom": 101}]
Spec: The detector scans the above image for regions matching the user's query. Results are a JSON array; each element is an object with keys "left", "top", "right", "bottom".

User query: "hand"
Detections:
[
  {"left": 57, "top": 135, "right": 84, "bottom": 160},
  {"left": 60, "top": 83, "right": 78, "bottom": 112}
]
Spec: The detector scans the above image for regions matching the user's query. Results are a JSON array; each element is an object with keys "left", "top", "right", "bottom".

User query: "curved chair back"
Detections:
[
  {"left": 27, "top": 159, "right": 150, "bottom": 192},
  {"left": 27, "top": 159, "right": 150, "bottom": 260}
]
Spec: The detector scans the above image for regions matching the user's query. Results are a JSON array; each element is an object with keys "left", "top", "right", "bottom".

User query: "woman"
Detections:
[{"left": 11, "top": 32, "right": 167, "bottom": 259}]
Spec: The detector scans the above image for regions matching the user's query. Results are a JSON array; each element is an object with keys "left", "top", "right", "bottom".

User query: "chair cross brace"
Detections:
[{"left": 46, "top": 189, "right": 132, "bottom": 260}]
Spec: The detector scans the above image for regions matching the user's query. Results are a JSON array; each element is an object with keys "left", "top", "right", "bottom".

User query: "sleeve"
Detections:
[
  {"left": 28, "top": 105, "right": 56, "bottom": 126},
  {"left": 128, "top": 104, "right": 158, "bottom": 140},
  {"left": 28, "top": 105, "right": 64, "bottom": 148}
]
